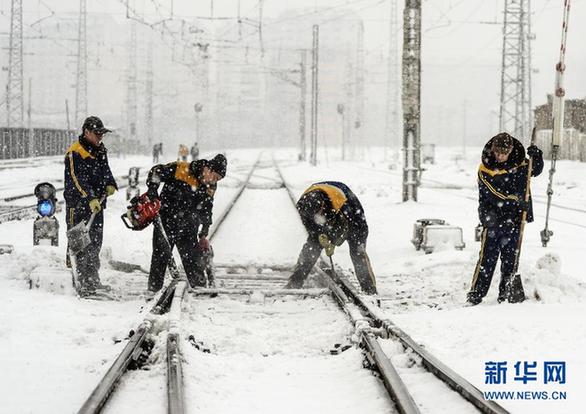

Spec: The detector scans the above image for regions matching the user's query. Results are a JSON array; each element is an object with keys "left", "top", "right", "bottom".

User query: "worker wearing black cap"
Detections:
[
  {"left": 146, "top": 153, "right": 227, "bottom": 292},
  {"left": 64, "top": 116, "right": 118, "bottom": 297}
]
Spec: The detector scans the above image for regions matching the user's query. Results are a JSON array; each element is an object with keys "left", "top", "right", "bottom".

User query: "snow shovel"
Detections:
[
  {"left": 507, "top": 128, "right": 537, "bottom": 303},
  {"left": 67, "top": 196, "right": 106, "bottom": 294},
  {"left": 67, "top": 196, "right": 106, "bottom": 256}
]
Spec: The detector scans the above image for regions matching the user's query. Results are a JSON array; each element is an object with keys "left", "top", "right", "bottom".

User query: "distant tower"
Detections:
[
  {"left": 499, "top": 0, "right": 533, "bottom": 141},
  {"left": 126, "top": 21, "right": 138, "bottom": 147},
  {"left": 75, "top": 0, "right": 88, "bottom": 125},
  {"left": 6, "top": 0, "right": 24, "bottom": 127},
  {"left": 385, "top": 0, "right": 400, "bottom": 160},
  {"left": 402, "top": 0, "right": 422, "bottom": 202},
  {"left": 145, "top": 41, "right": 154, "bottom": 149},
  {"left": 354, "top": 20, "right": 365, "bottom": 158}
]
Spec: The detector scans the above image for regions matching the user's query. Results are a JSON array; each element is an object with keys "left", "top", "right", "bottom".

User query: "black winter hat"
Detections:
[
  {"left": 208, "top": 154, "right": 227, "bottom": 178},
  {"left": 82, "top": 116, "right": 111, "bottom": 135}
]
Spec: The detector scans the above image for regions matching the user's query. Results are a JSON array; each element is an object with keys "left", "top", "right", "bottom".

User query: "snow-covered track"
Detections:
[
  {"left": 77, "top": 280, "right": 178, "bottom": 414},
  {"left": 275, "top": 160, "right": 509, "bottom": 414},
  {"left": 323, "top": 265, "right": 509, "bottom": 414},
  {"left": 76, "top": 159, "right": 262, "bottom": 414}
]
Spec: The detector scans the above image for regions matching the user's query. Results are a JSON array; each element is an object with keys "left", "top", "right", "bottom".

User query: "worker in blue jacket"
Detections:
[
  {"left": 285, "top": 181, "right": 377, "bottom": 295},
  {"left": 64, "top": 116, "right": 118, "bottom": 297},
  {"left": 467, "top": 132, "right": 543, "bottom": 305}
]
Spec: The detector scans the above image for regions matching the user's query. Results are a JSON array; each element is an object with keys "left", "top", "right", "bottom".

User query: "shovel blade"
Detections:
[
  {"left": 67, "top": 222, "right": 91, "bottom": 255},
  {"left": 507, "top": 274, "right": 526, "bottom": 303}
]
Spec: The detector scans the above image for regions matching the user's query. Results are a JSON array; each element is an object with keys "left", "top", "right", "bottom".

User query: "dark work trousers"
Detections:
[
  {"left": 288, "top": 234, "right": 378, "bottom": 295},
  {"left": 468, "top": 222, "right": 521, "bottom": 302},
  {"left": 66, "top": 204, "right": 104, "bottom": 293},
  {"left": 148, "top": 214, "right": 205, "bottom": 291}
]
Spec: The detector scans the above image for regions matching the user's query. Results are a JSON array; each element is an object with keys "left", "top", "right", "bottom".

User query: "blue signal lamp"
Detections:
[{"left": 37, "top": 199, "right": 55, "bottom": 217}]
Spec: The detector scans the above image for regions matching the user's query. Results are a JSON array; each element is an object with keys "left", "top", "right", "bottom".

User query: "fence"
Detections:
[
  {"left": 0, "top": 128, "right": 147, "bottom": 160},
  {"left": 535, "top": 128, "right": 586, "bottom": 162},
  {"left": 0, "top": 128, "right": 75, "bottom": 160}
]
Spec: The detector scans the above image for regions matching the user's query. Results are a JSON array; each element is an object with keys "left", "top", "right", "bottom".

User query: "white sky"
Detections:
[{"left": 0, "top": 0, "right": 585, "bottom": 146}]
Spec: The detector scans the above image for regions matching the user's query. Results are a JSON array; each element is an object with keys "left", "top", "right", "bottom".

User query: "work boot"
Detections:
[
  {"left": 144, "top": 289, "right": 157, "bottom": 301},
  {"left": 284, "top": 278, "right": 303, "bottom": 289},
  {"left": 465, "top": 293, "right": 482, "bottom": 306},
  {"left": 95, "top": 282, "right": 112, "bottom": 292}
]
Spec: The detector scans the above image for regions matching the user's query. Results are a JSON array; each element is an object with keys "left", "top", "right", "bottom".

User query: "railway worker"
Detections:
[
  {"left": 285, "top": 181, "right": 378, "bottom": 295},
  {"left": 64, "top": 116, "right": 118, "bottom": 297},
  {"left": 190, "top": 142, "right": 200, "bottom": 161},
  {"left": 146, "top": 153, "right": 227, "bottom": 293},
  {"left": 178, "top": 144, "right": 189, "bottom": 162},
  {"left": 467, "top": 132, "right": 543, "bottom": 305}
]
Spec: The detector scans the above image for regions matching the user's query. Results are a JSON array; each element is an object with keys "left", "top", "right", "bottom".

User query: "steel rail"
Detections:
[
  {"left": 314, "top": 266, "right": 421, "bottom": 414},
  {"left": 164, "top": 157, "right": 261, "bottom": 413},
  {"left": 77, "top": 280, "right": 178, "bottom": 414},
  {"left": 167, "top": 281, "right": 187, "bottom": 414},
  {"left": 208, "top": 156, "right": 261, "bottom": 240},
  {"left": 327, "top": 269, "right": 509, "bottom": 414}
]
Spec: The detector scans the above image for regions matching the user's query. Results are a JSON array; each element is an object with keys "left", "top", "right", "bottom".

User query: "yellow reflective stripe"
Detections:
[
  {"left": 302, "top": 184, "right": 347, "bottom": 211},
  {"left": 478, "top": 160, "right": 527, "bottom": 177},
  {"left": 68, "top": 153, "right": 88, "bottom": 198},
  {"left": 174, "top": 161, "right": 199, "bottom": 188},
  {"left": 69, "top": 208, "right": 74, "bottom": 226},
  {"left": 478, "top": 170, "right": 519, "bottom": 202},
  {"left": 471, "top": 228, "right": 488, "bottom": 290},
  {"left": 65, "top": 141, "right": 93, "bottom": 159}
]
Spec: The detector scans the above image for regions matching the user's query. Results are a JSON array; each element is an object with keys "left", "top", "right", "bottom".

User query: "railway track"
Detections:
[{"left": 76, "top": 155, "right": 509, "bottom": 413}]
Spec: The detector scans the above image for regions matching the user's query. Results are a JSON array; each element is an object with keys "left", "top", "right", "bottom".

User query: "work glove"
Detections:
[
  {"left": 527, "top": 144, "right": 542, "bottom": 159},
  {"left": 198, "top": 237, "right": 210, "bottom": 252},
  {"left": 89, "top": 198, "right": 102, "bottom": 213},
  {"left": 318, "top": 234, "right": 335, "bottom": 257},
  {"left": 105, "top": 185, "right": 117, "bottom": 197}
]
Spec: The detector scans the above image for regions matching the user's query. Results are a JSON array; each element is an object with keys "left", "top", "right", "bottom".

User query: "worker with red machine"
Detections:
[{"left": 142, "top": 154, "right": 227, "bottom": 293}]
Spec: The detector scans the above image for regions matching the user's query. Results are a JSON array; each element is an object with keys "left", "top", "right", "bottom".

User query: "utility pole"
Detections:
[
  {"left": 402, "top": 0, "right": 422, "bottom": 202},
  {"left": 354, "top": 20, "right": 365, "bottom": 159},
  {"left": 344, "top": 61, "right": 354, "bottom": 159},
  {"left": 462, "top": 100, "right": 467, "bottom": 158},
  {"left": 337, "top": 103, "right": 346, "bottom": 160},
  {"left": 299, "top": 50, "right": 307, "bottom": 161},
  {"left": 6, "top": 0, "right": 24, "bottom": 128},
  {"left": 126, "top": 21, "right": 138, "bottom": 151},
  {"left": 145, "top": 41, "right": 154, "bottom": 150},
  {"left": 65, "top": 99, "right": 71, "bottom": 131},
  {"left": 499, "top": 0, "right": 533, "bottom": 142},
  {"left": 75, "top": 0, "right": 88, "bottom": 126},
  {"left": 385, "top": 0, "right": 400, "bottom": 161},
  {"left": 27, "top": 78, "right": 33, "bottom": 156},
  {"left": 310, "top": 25, "right": 319, "bottom": 166}
]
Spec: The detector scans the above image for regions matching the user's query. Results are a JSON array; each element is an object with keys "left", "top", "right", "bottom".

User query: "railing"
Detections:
[
  {"left": 0, "top": 127, "right": 147, "bottom": 160},
  {"left": 536, "top": 128, "right": 586, "bottom": 162}
]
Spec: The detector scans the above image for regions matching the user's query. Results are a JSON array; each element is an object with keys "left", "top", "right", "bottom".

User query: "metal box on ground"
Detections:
[{"left": 411, "top": 218, "right": 465, "bottom": 254}]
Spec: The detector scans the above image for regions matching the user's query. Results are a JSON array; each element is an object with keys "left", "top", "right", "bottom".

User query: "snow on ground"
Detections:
[{"left": 1, "top": 147, "right": 585, "bottom": 413}]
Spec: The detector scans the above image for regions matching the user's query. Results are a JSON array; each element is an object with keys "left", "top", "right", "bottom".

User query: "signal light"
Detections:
[{"left": 33, "top": 182, "right": 59, "bottom": 246}]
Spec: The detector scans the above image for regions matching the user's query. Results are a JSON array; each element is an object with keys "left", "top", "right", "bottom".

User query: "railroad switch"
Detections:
[
  {"left": 188, "top": 334, "right": 211, "bottom": 353},
  {"left": 329, "top": 343, "right": 352, "bottom": 355}
]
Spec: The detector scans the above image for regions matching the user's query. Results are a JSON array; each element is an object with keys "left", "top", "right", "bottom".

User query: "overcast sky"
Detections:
[{"left": 1, "top": 0, "right": 584, "bottom": 146}]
